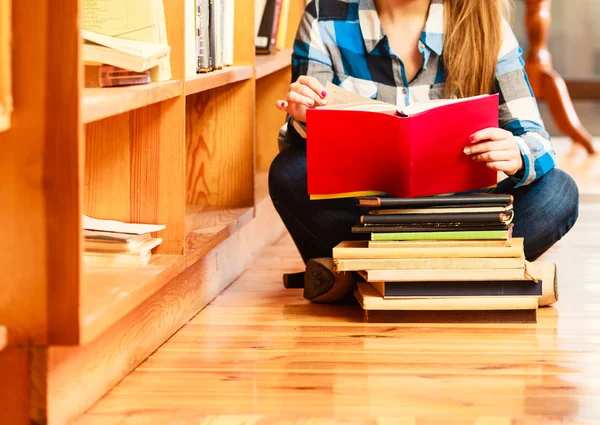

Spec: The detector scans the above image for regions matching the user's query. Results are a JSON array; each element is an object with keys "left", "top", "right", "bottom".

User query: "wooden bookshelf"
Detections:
[
  {"left": 0, "top": 0, "right": 304, "bottom": 423},
  {"left": 82, "top": 81, "right": 183, "bottom": 124},
  {"left": 185, "top": 206, "right": 254, "bottom": 266},
  {"left": 185, "top": 66, "right": 253, "bottom": 95},
  {"left": 255, "top": 49, "right": 293, "bottom": 79},
  {"left": 80, "top": 255, "right": 185, "bottom": 345}
]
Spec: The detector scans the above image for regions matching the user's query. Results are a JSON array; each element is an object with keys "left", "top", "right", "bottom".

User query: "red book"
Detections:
[{"left": 306, "top": 84, "right": 500, "bottom": 200}]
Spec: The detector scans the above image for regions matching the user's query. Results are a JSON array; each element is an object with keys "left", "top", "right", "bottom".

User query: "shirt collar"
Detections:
[{"left": 359, "top": 0, "right": 445, "bottom": 56}]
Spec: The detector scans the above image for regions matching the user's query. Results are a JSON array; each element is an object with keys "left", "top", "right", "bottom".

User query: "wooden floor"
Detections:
[{"left": 75, "top": 139, "right": 600, "bottom": 425}]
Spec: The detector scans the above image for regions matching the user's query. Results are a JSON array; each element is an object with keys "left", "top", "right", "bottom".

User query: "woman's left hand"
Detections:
[{"left": 464, "top": 128, "right": 524, "bottom": 176}]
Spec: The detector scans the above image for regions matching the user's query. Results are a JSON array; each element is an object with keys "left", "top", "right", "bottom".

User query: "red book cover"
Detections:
[
  {"left": 306, "top": 93, "right": 500, "bottom": 199},
  {"left": 270, "top": 0, "right": 283, "bottom": 49}
]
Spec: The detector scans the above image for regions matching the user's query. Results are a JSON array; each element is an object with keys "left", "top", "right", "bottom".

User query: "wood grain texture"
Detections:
[
  {"left": 84, "top": 114, "right": 131, "bottom": 222},
  {"left": 256, "top": 69, "right": 291, "bottom": 171},
  {"left": 81, "top": 254, "right": 185, "bottom": 345},
  {"left": 0, "top": 0, "right": 49, "bottom": 343},
  {"left": 0, "top": 347, "right": 30, "bottom": 425},
  {"left": 185, "top": 206, "right": 254, "bottom": 266},
  {"left": 255, "top": 49, "right": 292, "bottom": 80},
  {"left": 82, "top": 82, "right": 183, "bottom": 125},
  {"left": 185, "top": 67, "right": 253, "bottom": 96},
  {"left": 186, "top": 80, "right": 254, "bottom": 208},
  {"left": 234, "top": 0, "right": 255, "bottom": 66},
  {"left": 130, "top": 98, "right": 186, "bottom": 255},
  {"left": 285, "top": 0, "right": 306, "bottom": 49},
  {"left": 77, "top": 162, "right": 600, "bottom": 424},
  {"left": 39, "top": 187, "right": 284, "bottom": 425}
]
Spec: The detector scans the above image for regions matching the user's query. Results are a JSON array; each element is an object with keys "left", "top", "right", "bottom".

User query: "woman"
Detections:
[{"left": 269, "top": 0, "right": 579, "bottom": 302}]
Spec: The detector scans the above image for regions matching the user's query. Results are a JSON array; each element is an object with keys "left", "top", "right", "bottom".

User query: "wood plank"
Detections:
[
  {"left": 130, "top": 98, "right": 186, "bottom": 255},
  {"left": 80, "top": 254, "right": 185, "bottom": 345},
  {"left": 185, "top": 206, "right": 254, "bottom": 266},
  {"left": 256, "top": 68, "right": 290, "bottom": 171},
  {"left": 185, "top": 67, "right": 253, "bottom": 96},
  {"left": 38, "top": 191, "right": 284, "bottom": 425},
  {"left": 255, "top": 49, "right": 293, "bottom": 79},
  {"left": 186, "top": 79, "right": 254, "bottom": 208},
  {"left": 234, "top": 0, "right": 255, "bottom": 66},
  {"left": 0, "top": 347, "right": 30, "bottom": 425},
  {"left": 84, "top": 114, "right": 131, "bottom": 222},
  {"left": 0, "top": 0, "right": 49, "bottom": 344},
  {"left": 82, "top": 81, "right": 183, "bottom": 124}
]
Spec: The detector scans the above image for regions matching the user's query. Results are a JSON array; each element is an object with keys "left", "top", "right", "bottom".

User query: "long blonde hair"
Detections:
[{"left": 443, "top": 0, "right": 513, "bottom": 98}]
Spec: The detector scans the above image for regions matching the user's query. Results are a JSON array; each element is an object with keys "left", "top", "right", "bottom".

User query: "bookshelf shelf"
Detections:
[
  {"left": 82, "top": 80, "right": 183, "bottom": 124},
  {"left": 255, "top": 49, "right": 293, "bottom": 79},
  {"left": 185, "top": 66, "right": 253, "bottom": 96},
  {"left": 0, "top": 326, "right": 6, "bottom": 351},
  {"left": 81, "top": 255, "right": 186, "bottom": 345},
  {"left": 185, "top": 206, "right": 255, "bottom": 266}
]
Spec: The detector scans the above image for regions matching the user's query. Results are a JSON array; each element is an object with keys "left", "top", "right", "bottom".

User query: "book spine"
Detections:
[
  {"left": 334, "top": 256, "right": 526, "bottom": 272},
  {"left": 366, "top": 268, "right": 527, "bottom": 283},
  {"left": 360, "top": 211, "right": 513, "bottom": 225},
  {"left": 217, "top": 0, "right": 224, "bottom": 68},
  {"left": 197, "top": 0, "right": 211, "bottom": 71},
  {"left": 223, "top": 0, "right": 234, "bottom": 65},
  {"left": 379, "top": 280, "right": 543, "bottom": 298},
  {"left": 370, "top": 229, "right": 510, "bottom": 241},
  {"left": 98, "top": 66, "right": 151, "bottom": 88},
  {"left": 360, "top": 194, "right": 514, "bottom": 208},
  {"left": 270, "top": 0, "right": 283, "bottom": 50},
  {"left": 255, "top": 0, "right": 275, "bottom": 54},
  {"left": 209, "top": 0, "right": 216, "bottom": 69}
]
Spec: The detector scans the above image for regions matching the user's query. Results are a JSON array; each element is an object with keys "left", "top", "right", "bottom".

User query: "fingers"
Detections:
[
  {"left": 471, "top": 150, "right": 515, "bottom": 162},
  {"left": 464, "top": 140, "right": 511, "bottom": 155},
  {"left": 469, "top": 128, "right": 512, "bottom": 144},
  {"left": 297, "top": 76, "right": 327, "bottom": 98},
  {"left": 287, "top": 91, "right": 318, "bottom": 107},
  {"left": 485, "top": 161, "right": 515, "bottom": 173},
  {"left": 291, "top": 82, "right": 327, "bottom": 106}
]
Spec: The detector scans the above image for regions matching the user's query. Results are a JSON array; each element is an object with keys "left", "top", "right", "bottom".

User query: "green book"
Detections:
[{"left": 371, "top": 229, "right": 510, "bottom": 241}]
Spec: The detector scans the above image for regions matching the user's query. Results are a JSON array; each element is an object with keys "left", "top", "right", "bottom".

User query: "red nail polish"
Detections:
[
  {"left": 321, "top": 90, "right": 327, "bottom": 97},
  {"left": 468, "top": 135, "right": 475, "bottom": 143}
]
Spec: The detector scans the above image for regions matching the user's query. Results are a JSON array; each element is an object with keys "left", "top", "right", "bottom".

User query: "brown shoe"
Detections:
[{"left": 303, "top": 258, "right": 356, "bottom": 303}]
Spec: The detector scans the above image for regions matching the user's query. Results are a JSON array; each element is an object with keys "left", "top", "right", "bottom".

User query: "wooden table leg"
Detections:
[{"left": 524, "top": 0, "right": 596, "bottom": 154}]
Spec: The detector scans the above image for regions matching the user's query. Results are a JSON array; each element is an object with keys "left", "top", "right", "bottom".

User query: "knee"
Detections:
[
  {"left": 268, "top": 147, "right": 307, "bottom": 203},
  {"left": 540, "top": 168, "right": 579, "bottom": 230}
]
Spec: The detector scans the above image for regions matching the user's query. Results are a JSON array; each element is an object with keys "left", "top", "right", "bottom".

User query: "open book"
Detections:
[{"left": 305, "top": 83, "right": 500, "bottom": 200}]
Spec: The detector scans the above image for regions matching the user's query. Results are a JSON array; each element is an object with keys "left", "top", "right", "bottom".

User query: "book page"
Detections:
[
  {"left": 83, "top": 215, "right": 166, "bottom": 235},
  {"left": 82, "top": 0, "right": 159, "bottom": 42},
  {"left": 323, "top": 81, "right": 387, "bottom": 106},
  {"left": 82, "top": 30, "right": 170, "bottom": 59}
]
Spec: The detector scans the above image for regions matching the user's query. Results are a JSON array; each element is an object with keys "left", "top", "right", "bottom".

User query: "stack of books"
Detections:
[
  {"left": 333, "top": 194, "right": 544, "bottom": 323},
  {"left": 83, "top": 216, "right": 165, "bottom": 268},
  {"left": 82, "top": 0, "right": 171, "bottom": 87}
]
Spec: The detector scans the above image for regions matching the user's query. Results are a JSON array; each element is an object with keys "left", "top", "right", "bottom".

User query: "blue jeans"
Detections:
[{"left": 269, "top": 144, "right": 579, "bottom": 263}]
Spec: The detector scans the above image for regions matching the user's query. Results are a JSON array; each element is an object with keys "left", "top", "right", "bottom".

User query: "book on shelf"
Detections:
[
  {"left": 82, "top": 0, "right": 171, "bottom": 81},
  {"left": 85, "top": 65, "right": 152, "bottom": 88},
  {"left": 196, "top": 0, "right": 211, "bottom": 72},
  {"left": 82, "top": 215, "right": 165, "bottom": 268},
  {"left": 185, "top": 0, "right": 197, "bottom": 77},
  {"left": 223, "top": 0, "right": 235, "bottom": 66},
  {"left": 275, "top": 0, "right": 291, "bottom": 50},
  {"left": 255, "top": 0, "right": 278, "bottom": 54},
  {"left": 306, "top": 82, "right": 499, "bottom": 200},
  {"left": 209, "top": 0, "right": 224, "bottom": 70}
]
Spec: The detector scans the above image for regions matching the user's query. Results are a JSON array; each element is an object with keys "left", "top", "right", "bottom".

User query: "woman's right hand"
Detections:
[{"left": 276, "top": 76, "right": 328, "bottom": 123}]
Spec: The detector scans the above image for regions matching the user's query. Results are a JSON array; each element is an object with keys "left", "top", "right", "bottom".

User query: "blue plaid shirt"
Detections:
[{"left": 280, "top": 0, "right": 556, "bottom": 187}]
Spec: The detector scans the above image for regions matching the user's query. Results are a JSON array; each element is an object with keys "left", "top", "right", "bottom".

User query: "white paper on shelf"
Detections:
[{"left": 83, "top": 215, "right": 166, "bottom": 235}]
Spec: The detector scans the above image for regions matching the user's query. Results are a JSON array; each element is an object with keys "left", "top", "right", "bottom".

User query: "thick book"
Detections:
[
  {"left": 306, "top": 83, "right": 499, "bottom": 200},
  {"left": 360, "top": 211, "right": 514, "bottom": 226},
  {"left": 82, "top": 0, "right": 171, "bottom": 81},
  {"left": 370, "top": 228, "right": 513, "bottom": 241},
  {"left": 358, "top": 194, "right": 514, "bottom": 209},
  {"left": 368, "top": 280, "right": 542, "bottom": 299},
  {"left": 352, "top": 223, "right": 510, "bottom": 233},
  {"left": 333, "top": 240, "right": 524, "bottom": 259},
  {"left": 209, "top": 0, "right": 224, "bottom": 69},
  {"left": 355, "top": 283, "right": 538, "bottom": 311},
  {"left": 368, "top": 205, "right": 513, "bottom": 215},
  {"left": 364, "top": 268, "right": 527, "bottom": 283},
  {"left": 334, "top": 256, "right": 525, "bottom": 272},
  {"left": 82, "top": 30, "right": 170, "bottom": 73},
  {"left": 196, "top": 0, "right": 211, "bottom": 72},
  {"left": 255, "top": 0, "right": 277, "bottom": 54}
]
